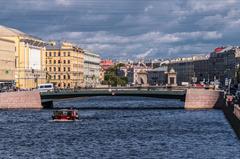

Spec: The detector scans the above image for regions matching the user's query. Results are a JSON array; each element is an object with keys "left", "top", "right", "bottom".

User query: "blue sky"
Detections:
[{"left": 1, "top": 0, "right": 240, "bottom": 59}]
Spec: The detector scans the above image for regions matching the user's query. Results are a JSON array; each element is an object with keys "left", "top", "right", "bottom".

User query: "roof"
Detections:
[
  {"left": 0, "top": 25, "right": 27, "bottom": 37},
  {"left": 84, "top": 49, "right": 100, "bottom": 57},
  {"left": 0, "top": 25, "right": 45, "bottom": 43},
  {"left": 46, "top": 41, "right": 83, "bottom": 51},
  {"left": 148, "top": 66, "right": 168, "bottom": 72}
]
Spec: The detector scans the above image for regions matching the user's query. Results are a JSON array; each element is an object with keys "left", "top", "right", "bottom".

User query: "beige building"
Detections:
[
  {"left": 0, "top": 25, "right": 47, "bottom": 89},
  {"left": 0, "top": 38, "right": 15, "bottom": 88},
  {"left": 46, "top": 42, "right": 84, "bottom": 88}
]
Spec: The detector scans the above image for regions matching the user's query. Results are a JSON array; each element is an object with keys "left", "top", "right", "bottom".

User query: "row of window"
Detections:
[
  {"left": 46, "top": 60, "right": 71, "bottom": 64},
  {"left": 47, "top": 67, "right": 71, "bottom": 72},
  {"left": 46, "top": 52, "right": 71, "bottom": 57},
  {"left": 51, "top": 74, "right": 71, "bottom": 80},
  {"left": 57, "top": 83, "right": 71, "bottom": 88}
]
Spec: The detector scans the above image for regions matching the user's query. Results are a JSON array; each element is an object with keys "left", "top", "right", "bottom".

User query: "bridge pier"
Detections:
[
  {"left": 184, "top": 88, "right": 224, "bottom": 109},
  {"left": 0, "top": 91, "right": 42, "bottom": 109}
]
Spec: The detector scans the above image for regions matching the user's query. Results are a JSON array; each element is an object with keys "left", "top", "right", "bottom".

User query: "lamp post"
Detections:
[{"left": 32, "top": 69, "right": 40, "bottom": 88}]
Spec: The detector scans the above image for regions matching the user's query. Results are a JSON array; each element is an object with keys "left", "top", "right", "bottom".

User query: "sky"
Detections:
[{"left": 0, "top": 0, "right": 240, "bottom": 59}]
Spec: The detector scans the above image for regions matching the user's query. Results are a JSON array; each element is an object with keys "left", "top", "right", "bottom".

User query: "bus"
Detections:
[{"left": 37, "top": 83, "right": 54, "bottom": 92}]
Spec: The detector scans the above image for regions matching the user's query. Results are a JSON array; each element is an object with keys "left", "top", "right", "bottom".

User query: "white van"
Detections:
[{"left": 37, "top": 83, "right": 54, "bottom": 92}]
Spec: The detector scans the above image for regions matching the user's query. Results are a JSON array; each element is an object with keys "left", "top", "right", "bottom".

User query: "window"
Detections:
[
  {"left": 63, "top": 60, "right": 66, "bottom": 64},
  {"left": 58, "top": 67, "right": 61, "bottom": 72},
  {"left": 58, "top": 52, "right": 61, "bottom": 56},
  {"left": 45, "top": 52, "right": 47, "bottom": 57},
  {"left": 54, "top": 60, "right": 56, "bottom": 64},
  {"left": 54, "top": 52, "right": 56, "bottom": 57},
  {"left": 63, "top": 83, "right": 66, "bottom": 87},
  {"left": 54, "top": 75, "right": 56, "bottom": 79},
  {"left": 49, "top": 52, "right": 52, "bottom": 56},
  {"left": 58, "top": 75, "right": 61, "bottom": 79},
  {"left": 49, "top": 67, "right": 52, "bottom": 72},
  {"left": 49, "top": 60, "right": 52, "bottom": 64},
  {"left": 58, "top": 83, "right": 61, "bottom": 87},
  {"left": 68, "top": 52, "right": 70, "bottom": 56},
  {"left": 68, "top": 75, "right": 70, "bottom": 79},
  {"left": 46, "top": 61, "right": 47, "bottom": 64},
  {"left": 68, "top": 60, "right": 70, "bottom": 64},
  {"left": 68, "top": 83, "right": 70, "bottom": 87},
  {"left": 63, "top": 75, "right": 66, "bottom": 79},
  {"left": 54, "top": 67, "right": 56, "bottom": 71},
  {"left": 68, "top": 67, "right": 70, "bottom": 71},
  {"left": 64, "top": 67, "right": 66, "bottom": 72},
  {"left": 58, "top": 60, "right": 61, "bottom": 64},
  {"left": 63, "top": 52, "right": 66, "bottom": 56}
]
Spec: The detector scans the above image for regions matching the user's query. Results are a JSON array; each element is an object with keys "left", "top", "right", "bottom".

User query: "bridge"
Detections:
[
  {"left": 0, "top": 88, "right": 224, "bottom": 109},
  {"left": 41, "top": 89, "right": 186, "bottom": 99},
  {"left": 40, "top": 88, "right": 187, "bottom": 108},
  {"left": 40, "top": 88, "right": 186, "bottom": 108}
]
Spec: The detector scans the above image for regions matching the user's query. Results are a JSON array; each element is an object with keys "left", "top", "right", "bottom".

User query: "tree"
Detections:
[{"left": 102, "top": 64, "right": 128, "bottom": 86}]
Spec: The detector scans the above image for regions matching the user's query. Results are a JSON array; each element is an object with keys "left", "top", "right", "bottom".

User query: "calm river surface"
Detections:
[{"left": 0, "top": 96, "right": 239, "bottom": 159}]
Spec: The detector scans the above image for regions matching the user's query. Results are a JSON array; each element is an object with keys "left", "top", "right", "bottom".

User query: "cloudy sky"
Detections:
[{"left": 0, "top": 0, "right": 240, "bottom": 59}]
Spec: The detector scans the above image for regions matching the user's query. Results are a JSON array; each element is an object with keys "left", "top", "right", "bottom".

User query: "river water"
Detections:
[{"left": 0, "top": 96, "right": 239, "bottom": 159}]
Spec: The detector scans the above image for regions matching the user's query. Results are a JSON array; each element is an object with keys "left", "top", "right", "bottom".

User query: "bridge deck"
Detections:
[{"left": 41, "top": 89, "right": 186, "bottom": 101}]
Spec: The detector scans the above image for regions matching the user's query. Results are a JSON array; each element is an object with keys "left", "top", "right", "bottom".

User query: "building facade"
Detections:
[
  {"left": 46, "top": 42, "right": 84, "bottom": 88},
  {"left": 127, "top": 63, "right": 149, "bottom": 86},
  {"left": 207, "top": 47, "right": 240, "bottom": 85},
  {"left": 164, "top": 56, "right": 209, "bottom": 85},
  {"left": 147, "top": 66, "right": 168, "bottom": 86},
  {"left": 83, "top": 50, "right": 101, "bottom": 87},
  {"left": 0, "top": 25, "right": 46, "bottom": 89},
  {"left": 0, "top": 38, "right": 16, "bottom": 89}
]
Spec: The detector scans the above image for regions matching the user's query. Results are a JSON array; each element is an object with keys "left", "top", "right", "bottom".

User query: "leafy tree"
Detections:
[{"left": 102, "top": 64, "right": 128, "bottom": 86}]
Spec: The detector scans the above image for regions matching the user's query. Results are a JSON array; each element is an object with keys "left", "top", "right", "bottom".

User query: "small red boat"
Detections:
[{"left": 52, "top": 109, "right": 79, "bottom": 121}]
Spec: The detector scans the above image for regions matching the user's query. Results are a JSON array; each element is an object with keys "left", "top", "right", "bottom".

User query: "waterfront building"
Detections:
[
  {"left": 100, "top": 60, "right": 113, "bottom": 70},
  {"left": 166, "top": 68, "right": 177, "bottom": 86},
  {"left": 147, "top": 66, "right": 168, "bottom": 86},
  {"left": 163, "top": 55, "right": 209, "bottom": 85},
  {"left": 46, "top": 42, "right": 84, "bottom": 88},
  {"left": 207, "top": 46, "right": 240, "bottom": 85},
  {"left": 127, "top": 62, "right": 149, "bottom": 86},
  {"left": 83, "top": 50, "right": 101, "bottom": 87},
  {"left": 0, "top": 25, "right": 46, "bottom": 89},
  {"left": 0, "top": 38, "right": 15, "bottom": 89}
]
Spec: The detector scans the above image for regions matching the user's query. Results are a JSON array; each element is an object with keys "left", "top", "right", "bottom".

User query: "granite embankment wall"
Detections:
[
  {"left": 222, "top": 100, "right": 240, "bottom": 139},
  {"left": 185, "top": 89, "right": 240, "bottom": 138},
  {"left": 0, "top": 91, "right": 42, "bottom": 109},
  {"left": 184, "top": 89, "right": 224, "bottom": 109}
]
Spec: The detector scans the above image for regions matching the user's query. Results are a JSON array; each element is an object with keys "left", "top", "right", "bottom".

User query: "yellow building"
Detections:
[
  {"left": 0, "top": 38, "right": 15, "bottom": 88},
  {"left": 0, "top": 25, "right": 47, "bottom": 89},
  {"left": 46, "top": 42, "right": 84, "bottom": 88}
]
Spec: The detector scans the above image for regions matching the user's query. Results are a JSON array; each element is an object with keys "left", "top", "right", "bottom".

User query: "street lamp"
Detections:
[{"left": 32, "top": 69, "right": 40, "bottom": 88}]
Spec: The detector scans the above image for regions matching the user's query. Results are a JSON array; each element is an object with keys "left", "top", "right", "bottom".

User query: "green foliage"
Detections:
[{"left": 102, "top": 64, "right": 128, "bottom": 86}]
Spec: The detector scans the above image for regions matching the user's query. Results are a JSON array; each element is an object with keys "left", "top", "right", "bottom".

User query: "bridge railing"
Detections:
[{"left": 47, "top": 86, "right": 187, "bottom": 94}]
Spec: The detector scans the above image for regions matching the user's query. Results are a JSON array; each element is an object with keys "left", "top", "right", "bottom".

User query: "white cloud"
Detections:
[
  {"left": 174, "top": 31, "right": 222, "bottom": 40},
  {"left": 55, "top": 0, "right": 72, "bottom": 6},
  {"left": 187, "top": 0, "right": 237, "bottom": 12},
  {"left": 144, "top": 5, "right": 153, "bottom": 12}
]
